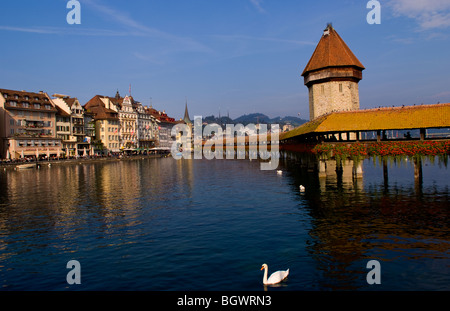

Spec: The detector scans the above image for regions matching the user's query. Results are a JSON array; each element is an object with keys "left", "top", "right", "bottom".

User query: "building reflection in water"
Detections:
[{"left": 0, "top": 159, "right": 181, "bottom": 255}]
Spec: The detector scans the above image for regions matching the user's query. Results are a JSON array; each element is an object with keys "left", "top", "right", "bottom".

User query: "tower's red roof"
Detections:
[{"left": 302, "top": 25, "right": 365, "bottom": 76}]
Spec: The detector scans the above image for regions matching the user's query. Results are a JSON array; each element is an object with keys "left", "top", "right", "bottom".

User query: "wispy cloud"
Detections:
[
  {"left": 249, "top": 0, "right": 266, "bottom": 14},
  {"left": 431, "top": 90, "right": 450, "bottom": 99},
  {"left": 83, "top": 0, "right": 164, "bottom": 36},
  {"left": 387, "top": 0, "right": 450, "bottom": 30},
  {"left": 0, "top": 25, "right": 130, "bottom": 36},
  {"left": 132, "top": 52, "right": 166, "bottom": 66},
  {"left": 206, "top": 34, "right": 315, "bottom": 63},
  {"left": 0, "top": 26, "right": 60, "bottom": 34},
  {"left": 212, "top": 34, "right": 315, "bottom": 46},
  {"left": 83, "top": 0, "right": 211, "bottom": 54},
  {"left": 211, "top": 35, "right": 316, "bottom": 46}
]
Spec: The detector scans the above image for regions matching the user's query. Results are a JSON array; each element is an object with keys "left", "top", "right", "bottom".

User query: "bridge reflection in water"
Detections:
[
  {"left": 276, "top": 151, "right": 449, "bottom": 290},
  {"left": 278, "top": 150, "right": 431, "bottom": 194}
]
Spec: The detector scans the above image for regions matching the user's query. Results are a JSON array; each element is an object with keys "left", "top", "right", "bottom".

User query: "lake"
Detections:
[{"left": 0, "top": 154, "right": 449, "bottom": 290}]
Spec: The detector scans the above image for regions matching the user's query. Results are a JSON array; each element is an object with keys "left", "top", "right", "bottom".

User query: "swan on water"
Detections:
[
  {"left": 277, "top": 170, "right": 282, "bottom": 175},
  {"left": 261, "top": 263, "right": 289, "bottom": 285},
  {"left": 299, "top": 185, "right": 305, "bottom": 192}
]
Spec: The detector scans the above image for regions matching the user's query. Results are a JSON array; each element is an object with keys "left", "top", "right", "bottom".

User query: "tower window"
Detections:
[{"left": 339, "top": 83, "right": 343, "bottom": 92}]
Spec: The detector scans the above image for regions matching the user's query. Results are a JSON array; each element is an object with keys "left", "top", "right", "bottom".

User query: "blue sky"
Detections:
[{"left": 1, "top": 0, "right": 449, "bottom": 121}]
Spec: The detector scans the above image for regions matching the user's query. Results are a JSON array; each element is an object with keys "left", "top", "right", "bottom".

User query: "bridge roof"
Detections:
[{"left": 280, "top": 103, "right": 450, "bottom": 140}]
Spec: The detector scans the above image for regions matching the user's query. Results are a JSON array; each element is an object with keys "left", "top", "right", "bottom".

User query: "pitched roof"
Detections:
[
  {"left": 84, "top": 95, "right": 119, "bottom": 120},
  {"left": 301, "top": 24, "right": 365, "bottom": 76},
  {"left": 145, "top": 106, "right": 176, "bottom": 123},
  {"left": 62, "top": 97, "right": 78, "bottom": 108},
  {"left": 0, "top": 88, "right": 58, "bottom": 112},
  {"left": 281, "top": 103, "right": 450, "bottom": 140},
  {"left": 54, "top": 104, "right": 71, "bottom": 117},
  {"left": 183, "top": 102, "right": 191, "bottom": 124}
]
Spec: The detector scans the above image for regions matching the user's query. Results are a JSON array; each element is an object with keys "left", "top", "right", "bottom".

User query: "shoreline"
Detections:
[{"left": 0, "top": 153, "right": 171, "bottom": 169}]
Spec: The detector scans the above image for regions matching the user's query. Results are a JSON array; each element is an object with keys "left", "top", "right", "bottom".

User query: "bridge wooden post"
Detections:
[
  {"left": 420, "top": 128, "right": 426, "bottom": 141},
  {"left": 414, "top": 157, "right": 423, "bottom": 188},
  {"left": 382, "top": 157, "right": 388, "bottom": 188},
  {"left": 352, "top": 160, "right": 363, "bottom": 179},
  {"left": 319, "top": 160, "right": 327, "bottom": 178}
]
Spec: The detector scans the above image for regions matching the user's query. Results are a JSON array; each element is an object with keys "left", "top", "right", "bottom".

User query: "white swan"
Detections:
[
  {"left": 261, "top": 263, "right": 289, "bottom": 285},
  {"left": 299, "top": 185, "right": 305, "bottom": 192},
  {"left": 277, "top": 170, "right": 282, "bottom": 175}
]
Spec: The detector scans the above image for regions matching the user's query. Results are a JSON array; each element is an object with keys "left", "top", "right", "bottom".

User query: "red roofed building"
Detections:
[
  {"left": 302, "top": 24, "right": 365, "bottom": 121},
  {"left": 84, "top": 95, "right": 120, "bottom": 154},
  {"left": 0, "top": 88, "right": 62, "bottom": 160},
  {"left": 144, "top": 105, "right": 178, "bottom": 149}
]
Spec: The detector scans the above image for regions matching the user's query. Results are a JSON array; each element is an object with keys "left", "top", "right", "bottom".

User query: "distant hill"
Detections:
[{"left": 203, "top": 113, "right": 307, "bottom": 128}]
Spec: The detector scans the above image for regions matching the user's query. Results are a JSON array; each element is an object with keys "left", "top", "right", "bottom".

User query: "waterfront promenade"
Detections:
[{"left": 0, "top": 151, "right": 170, "bottom": 169}]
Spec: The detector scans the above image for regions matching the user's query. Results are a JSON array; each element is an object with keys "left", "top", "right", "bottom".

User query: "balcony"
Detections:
[
  {"left": 14, "top": 129, "right": 53, "bottom": 138},
  {"left": 25, "top": 121, "right": 45, "bottom": 129},
  {"left": 72, "top": 128, "right": 85, "bottom": 135},
  {"left": 72, "top": 119, "right": 84, "bottom": 126}
]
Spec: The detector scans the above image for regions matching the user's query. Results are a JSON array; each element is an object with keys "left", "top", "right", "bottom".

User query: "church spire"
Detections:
[{"left": 183, "top": 98, "right": 191, "bottom": 124}]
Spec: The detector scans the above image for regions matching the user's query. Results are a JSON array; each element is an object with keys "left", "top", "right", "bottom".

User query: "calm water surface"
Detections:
[{"left": 0, "top": 155, "right": 449, "bottom": 290}]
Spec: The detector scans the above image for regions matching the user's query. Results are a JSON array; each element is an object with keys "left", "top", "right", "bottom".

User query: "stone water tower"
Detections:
[{"left": 301, "top": 24, "right": 365, "bottom": 120}]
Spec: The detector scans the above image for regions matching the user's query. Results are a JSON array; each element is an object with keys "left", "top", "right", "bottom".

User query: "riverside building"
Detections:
[{"left": 0, "top": 88, "right": 62, "bottom": 160}]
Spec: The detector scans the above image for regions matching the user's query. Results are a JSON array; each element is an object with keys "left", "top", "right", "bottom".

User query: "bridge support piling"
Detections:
[
  {"left": 383, "top": 158, "right": 389, "bottom": 189},
  {"left": 414, "top": 157, "right": 423, "bottom": 192},
  {"left": 352, "top": 161, "right": 363, "bottom": 179},
  {"left": 319, "top": 160, "right": 327, "bottom": 178}
]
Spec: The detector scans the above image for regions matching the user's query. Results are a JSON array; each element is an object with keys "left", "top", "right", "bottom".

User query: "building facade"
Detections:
[
  {"left": 145, "top": 106, "right": 177, "bottom": 150},
  {"left": 52, "top": 94, "right": 92, "bottom": 156},
  {"left": 0, "top": 88, "right": 62, "bottom": 159},
  {"left": 84, "top": 95, "right": 120, "bottom": 154},
  {"left": 85, "top": 92, "right": 165, "bottom": 154},
  {"left": 117, "top": 95, "right": 138, "bottom": 151},
  {"left": 135, "top": 101, "right": 158, "bottom": 150}
]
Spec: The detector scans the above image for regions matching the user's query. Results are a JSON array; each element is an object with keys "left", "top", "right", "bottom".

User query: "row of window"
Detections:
[
  {"left": 8, "top": 101, "right": 52, "bottom": 109},
  {"left": 16, "top": 140, "right": 60, "bottom": 147},
  {"left": 98, "top": 120, "right": 119, "bottom": 125},
  {"left": 100, "top": 135, "right": 119, "bottom": 141},
  {"left": 319, "top": 83, "right": 352, "bottom": 94},
  {"left": 56, "top": 126, "right": 70, "bottom": 132},
  {"left": 11, "top": 129, "right": 53, "bottom": 136},
  {"left": 4, "top": 94, "right": 49, "bottom": 101},
  {"left": 100, "top": 127, "right": 118, "bottom": 133},
  {"left": 10, "top": 119, "right": 53, "bottom": 127},
  {"left": 9, "top": 110, "right": 53, "bottom": 119}
]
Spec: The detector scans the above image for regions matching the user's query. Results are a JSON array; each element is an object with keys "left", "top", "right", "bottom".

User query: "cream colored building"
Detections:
[
  {"left": 117, "top": 95, "right": 137, "bottom": 150},
  {"left": 84, "top": 95, "right": 120, "bottom": 154},
  {"left": 52, "top": 94, "right": 92, "bottom": 156},
  {"left": 0, "top": 88, "right": 62, "bottom": 159}
]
